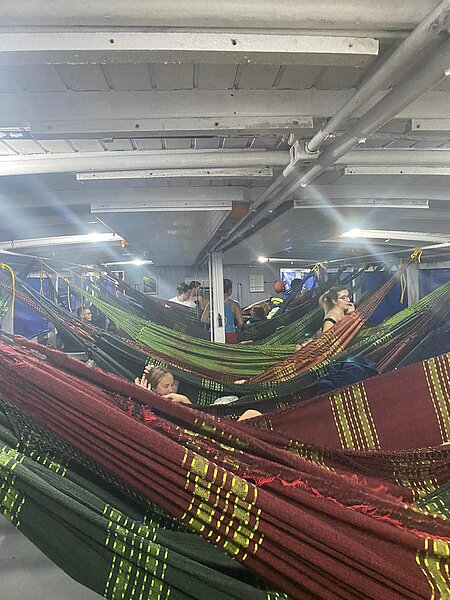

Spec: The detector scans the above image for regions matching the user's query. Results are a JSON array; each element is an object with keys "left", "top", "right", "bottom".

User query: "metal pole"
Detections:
[
  {"left": 210, "top": 251, "right": 225, "bottom": 343},
  {"left": 218, "top": 37, "right": 450, "bottom": 251},
  {"left": 0, "top": 0, "right": 438, "bottom": 30},
  {"left": 0, "top": 150, "right": 290, "bottom": 177},
  {"left": 306, "top": 0, "right": 450, "bottom": 152}
]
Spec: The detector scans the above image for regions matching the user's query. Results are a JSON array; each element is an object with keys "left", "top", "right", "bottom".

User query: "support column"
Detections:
[
  {"left": 209, "top": 251, "right": 225, "bottom": 343},
  {"left": 1, "top": 304, "right": 13, "bottom": 334},
  {"left": 406, "top": 263, "right": 420, "bottom": 305}
]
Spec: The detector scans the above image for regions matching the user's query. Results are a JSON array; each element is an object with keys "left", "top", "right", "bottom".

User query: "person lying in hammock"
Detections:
[
  {"left": 294, "top": 285, "right": 355, "bottom": 351},
  {"left": 135, "top": 365, "right": 261, "bottom": 420},
  {"left": 319, "top": 285, "right": 356, "bottom": 331}
]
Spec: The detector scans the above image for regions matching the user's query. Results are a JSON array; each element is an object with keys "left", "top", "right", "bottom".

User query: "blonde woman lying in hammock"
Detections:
[
  {"left": 135, "top": 365, "right": 261, "bottom": 421},
  {"left": 294, "top": 285, "right": 356, "bottom": 352}
]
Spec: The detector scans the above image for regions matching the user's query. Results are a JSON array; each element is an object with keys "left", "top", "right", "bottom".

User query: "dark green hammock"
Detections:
[{"left": 0, "top": 411, "right": 287, "bottom": 600}]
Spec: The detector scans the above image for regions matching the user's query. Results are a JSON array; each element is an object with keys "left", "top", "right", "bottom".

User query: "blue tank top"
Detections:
[{"left": 224, "top": 298, "right": 235, "bottom": 333}]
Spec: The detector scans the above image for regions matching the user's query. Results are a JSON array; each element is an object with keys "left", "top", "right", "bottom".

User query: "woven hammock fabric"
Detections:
[
  {"left": 251, "top": 352, "right": 450, "bottom": 454},
  {"left": 64, "top": 263, "right": 408, "bottom": 383},
  {"left": 1, "top": 273, "right": 449, "bottom": 407},
  {"left": 2, "top": 337, "right": 450, "bottom": 598},
  {"left": 0, "top": 414, "right": 285, "bottom": 600},
  {"left": 1, "top": 274, "right": 448, "bottom": 424}
]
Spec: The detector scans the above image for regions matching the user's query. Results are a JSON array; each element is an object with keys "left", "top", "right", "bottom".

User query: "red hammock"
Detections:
[{"left": 1, "top": 336, "right": 450, "bottom": 599}]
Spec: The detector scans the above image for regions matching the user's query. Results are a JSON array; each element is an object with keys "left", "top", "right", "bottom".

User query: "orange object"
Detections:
[
  {"left": 120, "top": 239, "right": 127, "bottom": 248},
  {"left": 273, "top": 281, "right": 286, "bottom": 293}
]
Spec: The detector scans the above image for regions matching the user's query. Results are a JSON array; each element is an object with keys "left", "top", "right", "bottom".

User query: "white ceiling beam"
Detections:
[
  {"left": 290, "top": 184, "right": 450, "bottom": 202},
  {"left": 77, "top": 167, "right": 274, "bottom": 181},
  {"left": 0, "top": 150, "right": 287, "bottom": 177},
  {"left": 0, "top": 32, "right": 378, "bottom": 66},
  {"left": 0, "top": 186, "right": 250, "bottom": 209},
  {"left": 294, "top": 198, "right": 429, "bottom": 209},
  {"left": 0, "top": 0, "right": 437, "bottom": 30},
  {"left": 345, "top": 166, "right": 450, "bottom": 176},
  {"left": 91, "top": 198, "right": 233, "bottom": 213},
  {"left": 31, "top": 115, "right": 314, "bottom": 139},
  {"left": 409, "top": 118, "right": 450, "bottom": 133},
  {"left": 1, "top": 90, "right": 449, "bottom": 125},
  {"left": 336, "top": 150, "right": 450, "bottom": 166}
]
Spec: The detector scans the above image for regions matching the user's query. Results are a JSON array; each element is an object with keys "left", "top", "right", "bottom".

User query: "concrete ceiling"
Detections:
[{"left": 0, "top": 0, "right": 449, "bottom": 269}]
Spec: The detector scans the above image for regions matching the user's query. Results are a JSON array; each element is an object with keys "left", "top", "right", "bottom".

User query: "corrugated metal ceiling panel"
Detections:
[
  {"left": 197, "top": 64, "right": 237, "bottom": 89},
  {"left": 14, "top": 65, "right": 67, "bottom": 92},
  {"left": 5, "top": 139, "right": 45, "bottom": 154},
  {"left": 237, "top": 64, "right": 280, "bottom": 89},
  {"left": 276, "top": 65, "right": 321, "bottom": 89},
  {"left": 100, "top": 209, "right": 230, "bottom": 266},
  {"left": 154, "top": 63, "right": 194, "bottom": 90},
  {"left": 56, "top": 65, "right": 110, "bottom": 91},
  {"left": 315, "top": 66, "right": 365, "bottom": 90},
  {"left": 70, "top": 139, "right": 106, "bottom": 152},
  {"left": 102, "top": 63, "right": 154, "bottom": 91}
]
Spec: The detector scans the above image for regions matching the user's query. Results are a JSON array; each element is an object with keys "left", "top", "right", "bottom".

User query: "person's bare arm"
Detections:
[
  {"left": 163, "top": 392, "right": 192, "bottom": 405},
  {"left": 201, "top": 302, "right": 210, "bottom": 323},
  {"left": 233, "top": 301, "right": 244, "bottom": 326}
]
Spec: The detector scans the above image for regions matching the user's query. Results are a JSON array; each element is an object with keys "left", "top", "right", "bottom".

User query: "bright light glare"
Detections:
[
  {"left": 342, "top": 228, "right": 363, "bottom": 238},
  {"left": 132, "top": 259, "right": 145, "bottom": 266},
  {"left": 86, "top": 232, "right": 106, "bottom": 243},
  {"left": 257, "top": 256, "right": 268, "bottom": 263}
]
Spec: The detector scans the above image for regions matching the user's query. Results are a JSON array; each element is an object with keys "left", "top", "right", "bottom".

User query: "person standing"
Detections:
[
  {"left": 188, "top": 280, "right": 205, "bottom": 317},
  {"left": 169, "top": 283, "right": 196, "bottom": 308},
  {"left": 201, "top": 278, "right": 243, "bottom": 343}
]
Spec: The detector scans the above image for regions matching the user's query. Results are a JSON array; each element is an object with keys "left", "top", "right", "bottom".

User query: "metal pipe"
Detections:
[
  {"left": 218, "top": 37, "right": 450, "bottom": 251},
  {"left": 0, "top": 150, "right": 289, "bottom": 177},
  {"left": 306, "top": 0, "right": 450, "bottom": 153},
  {"left": 0, "top": 0, "right": 438, "bottom": 30},
  {"left": 3, "top": 147, "right": 449, "bottom": 178}
]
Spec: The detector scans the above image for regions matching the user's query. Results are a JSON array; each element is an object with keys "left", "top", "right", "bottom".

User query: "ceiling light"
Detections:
[
  {"left": 257, "top": 256, "right": 268, "bottom": 263},
  {"left": 86, "top": 232, "right": 106, "bottom": 243},
  {"left": 103, "top": 259, "right": 153, "bottom": 266},
  {"left": 0, "top": 232, "right": 122, "bottom": 251},
  {"left": 342, "top": 228, "right": 363, "bottom": 238},
  {"left": 331, "top": 230, "right": 450, "bottom": 243}
]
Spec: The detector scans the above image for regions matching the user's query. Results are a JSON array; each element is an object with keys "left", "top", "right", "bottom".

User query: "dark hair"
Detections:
[
  {"left": 76, "top": 306, "right": 83, "bottom": 317},
  {"left": 251, "top": 305, "right": 266, "bottom": 321},
  {"left": 319, "top": 285, "right": 349, "bottom": 312},
  {"left": 144, "top": 366, "right": 171, "bottom": 391},
  {"left": 189, "top": 280, "right": 201, "bottom": 289},
  {"left": 176, "top": 282, "right": 189, "bottom": 295},
  {"left": 223, "top": 278, "right": 233, "bottom": 294}
]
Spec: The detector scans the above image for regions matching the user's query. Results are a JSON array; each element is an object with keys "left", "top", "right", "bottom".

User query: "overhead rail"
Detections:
[
  {"left": 212, "top": 22, "right": 450, "bottom": 254},
  {"left": 305, "top": 0, "right": 450, "bottom": 153},
  {"left": 0, "top": 150, "right": 288, "bottom": 177},
  {"left": 0, "top": 0, "right": 440, "bottom": 31},
  {"left": 2, "top": 148, "right": 450, "bottom": 178}
]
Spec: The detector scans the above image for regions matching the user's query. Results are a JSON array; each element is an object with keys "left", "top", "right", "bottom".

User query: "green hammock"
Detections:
[{"left": 0, "top": 412, "right": 287, "bottom": 600}]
